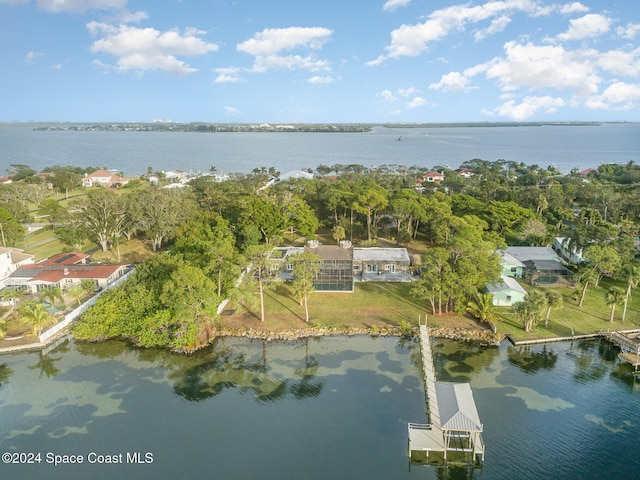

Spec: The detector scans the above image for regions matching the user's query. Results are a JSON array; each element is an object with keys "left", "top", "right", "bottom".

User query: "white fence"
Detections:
[{"left": 38, "top": 269, "right": 134, "bottom": 343}]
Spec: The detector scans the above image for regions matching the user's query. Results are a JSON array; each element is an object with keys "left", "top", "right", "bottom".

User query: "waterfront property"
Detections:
[
  {"left": 4, "top": 252, "right": 129, "bottom": 294},
  {"left": 81, "top": 169, "right": 129, "bottom": 188},
  {"left": 499, "top": 250, "right": 525, "bottom": 278},
  {"left": 305, "top": 241, "right": 354, "bottom": 292},
  {"left": 505, "top": 246, "right": 572, "bottom": 287},
  {"left": 353, "top": 247, "right": 411, "bottom": 282},
  {"left": 409, "top": 324, "right": 485, "bottom": 465},
  {"left": 485, "top": 275, "right": 527, "bottom": 306},
  {"left": 0, "top": 247, "right": 35, "bottom": 290}
]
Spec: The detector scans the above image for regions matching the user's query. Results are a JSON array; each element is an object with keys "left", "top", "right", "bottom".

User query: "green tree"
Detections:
[
  {"left": 353, "top": 183, "right": 388, "bottom": 241},
  {"left": 0, "top": 207, "right": 25, "bottom": 247},
  {"left": 290, "top": 251, "right": 321, "bottom": 323},
  {"left": 72, "top": 189, "right": 127, "bottom": 252},
  {"left": 543, "top": 291, "right": 563, "bottom": 328},
  {"left": 583, "top": 244, "right": 621, "bottom": 286},
  {"left": 39, "top": 287, "right": 64, "bottom": 308},
  {"left": 513, "top": 291, "right": 545, "bottom": 332},
  {"left": 67, "top": 285, "right": 85, "bottom": 306},
  {"left": 621, "top": 263, "right": 640, "bottom": 322},
  {"left": 332, "top": 225, "right": 346, "bottom": 243},
  {"left": 19, "top": 302, "right": 54, "bottom": 336},
  {"left": 576, "top": 265, "right": 598, "bottom": 307},
  {"left": 466, "top": 293, "right": 498, "bottom": 328},
  {"left": 246, "top": 244, "right": 280, "bottom": 322},
  {"left": 138, "top": 188, "right": 186, "bottom": 251},
  {"left": 606, "top": 287, "right": 625, "bottom": 322}
]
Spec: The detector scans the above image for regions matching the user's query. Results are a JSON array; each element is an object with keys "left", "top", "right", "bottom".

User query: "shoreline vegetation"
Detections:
[
  {"left": 2, "top": 152, "right": 640, "bottom": 354},
  {"left": 0, "top": 121, "right": 616, "bottom": 133}
]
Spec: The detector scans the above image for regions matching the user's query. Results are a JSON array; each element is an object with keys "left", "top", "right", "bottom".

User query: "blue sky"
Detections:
[{"left": 1, "top": 0, "right": 639, "bottom": 123}]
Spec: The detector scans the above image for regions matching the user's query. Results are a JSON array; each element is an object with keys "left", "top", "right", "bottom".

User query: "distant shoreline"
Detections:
[{"left": 0, "top": 121, "right": 619, "bottom": 133}]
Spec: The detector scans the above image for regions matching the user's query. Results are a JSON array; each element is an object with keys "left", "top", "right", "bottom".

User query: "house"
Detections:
[
  {"left": 353, "top": 247, "right": 411, "bottom": 282},
  {"left": 5, "top": 252, "right": 129, "bottom": 294},
  {"left": 552, "top": 237, "right": 583, "bottom": 264},
  {"left": 499, "top": 251, "right": 526, "bottom": 278},
  {"left": 304, "top": 240, "right": 354, "bottom": 292},
  {"left": 455, "top": 168, "right": 476, "bottom": 178},
  {"left": 485, "top": 275, "right": 527, "bottom": 306},
  {"left": 0, "top": 247, "right": 35, "bottom": 289},
  {"left": 423, "top": 171, "right": 445, "bottom": 183},
  {"left": 82, "top": 169, "right": 129, "bottom": 188},
  {"left": 504, "top": 246, "right": 561, "bottom": 264}
]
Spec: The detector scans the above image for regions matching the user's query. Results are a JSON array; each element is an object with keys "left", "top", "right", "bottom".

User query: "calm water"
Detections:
[
  {"left": 0, "top": 336, "right": 638, "bottom": 479},
  {"left": 2, "top": 124, "right": 639, "bottom": 176}
]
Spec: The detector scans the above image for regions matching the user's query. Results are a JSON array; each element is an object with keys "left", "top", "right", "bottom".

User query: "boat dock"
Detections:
[
  {"left": 607, "top": 331, "right": 640, "bottom": 374},
  {"left": 408, "top": 324, "right": 485, "bottom": 464}
]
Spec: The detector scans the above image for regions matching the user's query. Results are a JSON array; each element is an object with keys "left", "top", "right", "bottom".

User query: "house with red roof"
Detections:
[
  {"left": 5, "top": 252, "right": 129, "bottom": 294},
  {"left": 0, "top": 247, "right": 35, "bottom": 289},
  {"left": 82, "top": 169, "right": 129, "bottom": 188}
]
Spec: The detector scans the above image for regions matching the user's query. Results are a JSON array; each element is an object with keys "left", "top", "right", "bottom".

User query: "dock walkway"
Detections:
[{"left": 408, "top": 324, "right": 485, "bottom": 464}]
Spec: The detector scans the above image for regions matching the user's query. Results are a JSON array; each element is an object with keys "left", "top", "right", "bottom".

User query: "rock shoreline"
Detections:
[{"left": 213, "top": 325, "right": 504, "bottom": 346}]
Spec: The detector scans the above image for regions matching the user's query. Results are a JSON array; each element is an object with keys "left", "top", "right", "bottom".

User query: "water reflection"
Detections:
[
  {"left": 0, "top": 363, "right": 12, "bottom": 387},
  {"left": 507, "top": 345, "right": 558, "bottom": 374}
]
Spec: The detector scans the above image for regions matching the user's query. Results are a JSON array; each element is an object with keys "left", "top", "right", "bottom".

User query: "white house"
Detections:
[
  {"left": 485, "top": 275, "right": 527, "bottom": 306},
  {"left": 82, "top": 169, "right": 129, "bottom": 187},
  {"left": 0, "top": 247, "right": 35, "bottom": 289}
]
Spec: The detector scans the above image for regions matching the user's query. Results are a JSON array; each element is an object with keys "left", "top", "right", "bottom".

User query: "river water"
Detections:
[
  {"left": 0, "top": 336, "right": 638, "bottom": 479},
  {"left": 2, "top": 123, "right": 639, "bottom": 176}
]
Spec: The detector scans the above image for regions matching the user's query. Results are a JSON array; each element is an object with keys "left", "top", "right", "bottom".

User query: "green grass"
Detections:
[
  {"left": 225, "top": 281, "right": 474, "bottom": 331},
  {"left": 494, "top": 277, "right": 640, "bottom": 342}
]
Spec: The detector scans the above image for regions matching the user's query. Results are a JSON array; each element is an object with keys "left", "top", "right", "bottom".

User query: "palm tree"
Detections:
[
  {"left": 67, "top": 285, "right": 85, "bottom": 306},
  {"left": 606, "top": 287, "right": 625, "bottom": 322},
  {"left": 543, "top": 291, "right": 563, "bottom": 328},
  {"left": 466, "top": 293, "right": 498, "bottom": 329},
  {"left": 39, "top": 287, "right": 64, "bottom": 308},
  {"left": 621, "top": 263, "right": 640, "bottom": 322},
  {"left": 19, "top": 302, "right": 54, "bottom": 336}
]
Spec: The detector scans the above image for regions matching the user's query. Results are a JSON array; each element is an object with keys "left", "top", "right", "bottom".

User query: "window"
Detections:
[
  {"left": 511, "top": 267, "right": 517, "bottom": 273},
  {"left": 366, "top": 264, "right": 377, "bottom": 273},
  {"left": 384, "top": 264, "right": 395, "bottom": 272},
  {"left": 506, "top": 295, "right": 512, "bottom": 302},
  {"left": 286, "top": 264, "right": 294, "bottom": 271}
]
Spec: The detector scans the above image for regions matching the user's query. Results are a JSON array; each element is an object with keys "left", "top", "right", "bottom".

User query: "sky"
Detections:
[{"left": 1, "top": 0, "right": 639, "bottom": 123}]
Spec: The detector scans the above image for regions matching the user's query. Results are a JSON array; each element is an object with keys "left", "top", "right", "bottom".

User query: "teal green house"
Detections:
[{"left": 499, "top": 251, "right": 525, "bottom": 278}]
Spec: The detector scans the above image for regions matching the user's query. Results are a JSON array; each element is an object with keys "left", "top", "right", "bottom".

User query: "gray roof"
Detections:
[
  {"left": 524, "top": 259, "right": 572, "bottom": 273},
  {"left": 486, "top": 275, "right": 528, "bottom": 295},
  {"left": 305, "top": 245, "right": 353, "bottom": 261},
  {"left": 277, "top": 170, "right": 314, "bottom": 181},
  {"left": 353, "top": 247, "right": 410, "bottom": 262},
  {"left": 505, "top": 246, "right": 560, "bottom": 263},
  {"left": 499, "top": 251, "right": 525, "bottom": 267},
  {"left": 435, "top": 382, "right": 483, "bottom": 432}
]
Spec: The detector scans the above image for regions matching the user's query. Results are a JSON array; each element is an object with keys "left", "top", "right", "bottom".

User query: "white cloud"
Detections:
[
  {"left": 594, "top": 47, "right": 640, "bottom": 78},
  {"left": 485, "top": 41, "right": 601, "bottom": 96},
  {"left": 585, "top": 82, "right": 640, "bottom": 110},
  {"left": 237, "top": 27, "right": 333, "bottom": 74},
  {"left": 429, "top": 71, "right": 472, "bottom": 92},
  {"left": 407, "top": 96, "right": 426, "bottom": 108},
  {"left": 214, "top": 67, "right": 244, "bottom": 83},
  {"left": 559, "top": 2, "right": 590, "bottom": 15},
  {"left": 383, "top": 0, "right": 410, "bottom": 12},
  {"left": 557, "top": 13, "right": 611, "bottom": 41},
  {"left": 87, "top": 22, "right": 218, "bottom": 76},
  {"left": 37, "top": 0, "right": 127, "bottom": 13},
  {"left": 397, "top": 87, "right": 419, "bottom": 97},
  {"left": 308, "top": 75, "right": 334, "bottom": 84},
  {"left": 474, "top": 15, "right": 511, "bottom": 41},
  {"left": 26, "top": 50, "right": 44, "bottom": 63},
  {"left": 52, "top": 63, "right": 62, "bottom": 69},
  {"left": 617, "top": 23, "right": 640, "bottom": 40},
  {"left": 486, "top": 95, "right": 566, "bottom": 120},
  {"left": 377, "top": 89, "right": 397, "bottom": 101},
  {"left": 224, "top": 106, "right": 238, "bottom": 116},
  {"left": 0, "top": 0, "right": 29, "bottom": 5},
  {"left": 368, "top": 0, "right": 551, "bottom": 65}
]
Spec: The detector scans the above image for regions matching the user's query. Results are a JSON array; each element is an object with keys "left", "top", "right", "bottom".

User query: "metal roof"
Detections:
[
  {"left": 505, "top": 246, "right": 560, "bottom": 263},
  {"left": 486, "top": 275, "right": 528, "bottom": 295},
  {"left": 435, "top": 382, "right": 483, "bottom": 433},
  {"left": 353, "top": 247, "right": 410, "bottom": 262}
]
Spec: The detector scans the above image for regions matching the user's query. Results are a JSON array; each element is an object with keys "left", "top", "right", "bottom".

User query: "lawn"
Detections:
[
  {"left": 493, "top": 277, "right": 640, "bottom": 342},
  {"left": 222, "top": 281, "right": 479, "bottom": 332}
]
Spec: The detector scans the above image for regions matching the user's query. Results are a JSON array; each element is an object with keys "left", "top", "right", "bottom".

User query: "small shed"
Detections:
[{"left": 485, "top": 275, "right": 527, "bottom": 306}]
